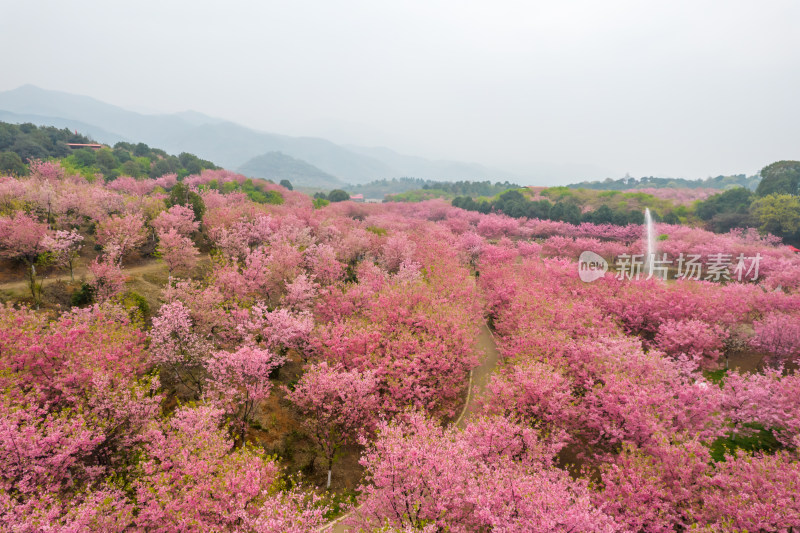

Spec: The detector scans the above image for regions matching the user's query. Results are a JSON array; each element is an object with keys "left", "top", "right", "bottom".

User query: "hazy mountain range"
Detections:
[{"left": 0, "top": 85, "right": 519, "bottom": 187}]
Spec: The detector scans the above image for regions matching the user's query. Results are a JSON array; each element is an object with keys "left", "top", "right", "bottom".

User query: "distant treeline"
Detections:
[
  {"left": 97, "top": 141, "right": 219, "bottom": 181},
  {"left": 693, "top": 161, "right": 800, "bottom": 242},
  {"left": 0, "top": 121, "right": 218, "bottom": 180},
  {"left": 453, "top": 189, "right": 651, "bottom": 226},
  {"left": 452, "top": 161, "right": 800, "bottom": 244},
  {"left": 570, "top": 174, "right": 761, "bottom": 191},
  {"left": 348, "top": 177, "right": 520, "bottom": 199}
]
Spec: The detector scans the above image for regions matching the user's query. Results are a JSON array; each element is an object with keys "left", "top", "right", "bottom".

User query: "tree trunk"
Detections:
[
  {"left": 29, "top": 263, "right": 39, "bottom": 309},
  {"left": 326, "top": 454, "right": 333, "bottom": 489}
]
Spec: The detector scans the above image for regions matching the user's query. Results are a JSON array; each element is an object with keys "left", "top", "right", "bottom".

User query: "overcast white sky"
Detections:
[{"left": 1, "top": 0, "right": 799, "bottom": 182}]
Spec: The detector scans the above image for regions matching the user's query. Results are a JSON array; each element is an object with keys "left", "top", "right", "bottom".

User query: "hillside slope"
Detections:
[{"left": 238, "top": 151, "right": 345, "bottom": 189}]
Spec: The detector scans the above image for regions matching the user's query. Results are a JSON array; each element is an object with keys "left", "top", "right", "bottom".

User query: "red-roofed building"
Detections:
[
  {"left": 67, "top": 143, "right": 105, "bottom": 150},
  {"left": 350, "top": 194, "right": 364, "bottom": 203}
]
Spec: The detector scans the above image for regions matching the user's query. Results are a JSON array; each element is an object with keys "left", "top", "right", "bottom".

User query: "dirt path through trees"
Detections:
[
  {"left": 0, "top": 259, "right": 168, "bottom": 294},
  {"left": 324, "top": 321, "right": 501, "bottom": 532},
  {"left": 455, "top": 323, "right": 500, "bottom": 428}
]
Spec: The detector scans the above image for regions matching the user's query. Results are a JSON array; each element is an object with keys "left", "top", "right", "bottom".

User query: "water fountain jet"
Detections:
[{"left": 644, "top": 208, "right": 656, "bottom": 278}]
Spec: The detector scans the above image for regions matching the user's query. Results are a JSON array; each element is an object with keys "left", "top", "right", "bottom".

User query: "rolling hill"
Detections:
[{"left": 237, "top": 151, "right": 345, "bottom": 189}]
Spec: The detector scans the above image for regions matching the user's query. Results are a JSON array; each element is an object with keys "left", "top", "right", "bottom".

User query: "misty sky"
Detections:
[{"left": 1, "top": 0, "right": 799, "bottom": 184}]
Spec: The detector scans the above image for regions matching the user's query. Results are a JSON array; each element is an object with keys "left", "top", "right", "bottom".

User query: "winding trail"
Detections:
[
  {"left": 0, "top": 260, "right": 168, "bottom": 294},
  {"left": 455, "top": 323, "right": 500, "bottom": 428},
  {"left": 321, "top": 322, "right": 501, "bottom": 532}
]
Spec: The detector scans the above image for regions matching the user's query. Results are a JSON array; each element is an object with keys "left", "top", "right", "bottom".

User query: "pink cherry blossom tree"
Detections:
[
  {"left": 352, "top": 413, "right": 620, "bottom": 531},
  {"left": 133, "top": 405, "right": 327, "bottom": 531},
  {"left": 96, "top": 213, "right": 147, "bottom": 261},
  {"left": 697, "top": 450, "right": 800, "bottom": 531},
  {"left": 654, "top": 319, "right": 727, "bottom": 367},
  {"left": 149, "top": 301, "right": 211, "bottom": 397},
  {"left": 42, "top": 228, "right": 83, "bottom": 280},
  {"left": 238, "top": 304, "right": 314, "bottom": 355},
  {"left": 285, "top": 362, "right": 379, "bottom": 488},
  {"left": 156, "top": 228, "right": 200, "bottom": 276},
  {"left": 0, "top": 303, "right": 149, "bottom": 402},
  {"left": 151, "top": 204, "right": 200, "bottom": 236},
  {"left": 205, "top": 345, "right": 284, "bottom": 445},
  {"left": 282, "top": 273, "right": 318, "bottom": 311},
  {"left": 88, "top": 257, "right": 127, "bottom": 302},
  {"left": 750, "top": 312, "right": 800, "bottom": 365},
  {"left": 0, "top": 212, "right": 50, "bottom": 304}
]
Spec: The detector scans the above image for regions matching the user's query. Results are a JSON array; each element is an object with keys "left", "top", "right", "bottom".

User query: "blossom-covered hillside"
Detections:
[{"left": 1, "top": 159, "right": 799, "bottom": 531}]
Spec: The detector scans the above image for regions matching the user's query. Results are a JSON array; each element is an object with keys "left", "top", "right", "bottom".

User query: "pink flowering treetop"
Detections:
[
  {"left": 237, "top": 303, "right": 314, "bottom": 354},
  {"left": 96, "top": 213, "right": 147, "bottom": 261},
  {"left": 88, "top": 256, "right": 128, "bottom": 303},
  {"left": 597, "top": 438, "right": 714, "bottom": 532},
  {"left": 107, "top": 175, "right": 156, "bottom": 197},
  {"left": 720, "top": 369, "right": 800, "bottom": 447},
  {"left": 149, "top": 301, "right": 212, "bottom": 397},
  {"left": 151, "top": 204, "right": 200, "bottom": 236},
  {"left": 282, "top": 273, "right": 318, "bottom": 311},
  {"left": 162, "top": 279, "right": 242, "bottom": 343},
  {"left": 352, "top": 413, "right": 620, "bottom": 532},
  {"left": 457, "top": 231, "right": 484, "bottom": 268},
  {"left": 285, "top": 362, "right": 379, "bottom": 488},
  {"left": 597, "top": 438, "right": 800, "bottom": 532},
  {"left": 28, "top": 159, "right": 64, "bottom": 182},
  {"left": 204, "top": 345, "right": 284, "bottom": 445},
  {"left": 480, "top": 360, "right": 575, "bottom": 437},
  {"left": 654, "top": 319, "right": 727, "bottom": 368},
  {"left": 156, "top": 227, "right": 200, "bottom": 276},
  {"left": 380, "top": 234, "right": 416, "bottom": 273},
  {"left": 0, "top": 212, "right": 50, "bottom": 303},
  {"left": 304, "top": 243, "right": 344, "bottom": 285},
  {"left": 42, "top": 228, "right": 83, "bottom": 280},
  {"left": 133, "top": 405, "right": 327, "bottom": 532},
  {"left": 750, "top": 312, "right": 800, "bottom": 365},
  {"left": 695, "top": 450, "right": 800, "bottom": 531},
  {"left": 152, "top": 172, "right": 178, "bottom": 189},
  {"left": 311, "top": 280, "right": 480, "bottom": 418},
  {"left": 0, "top": 303, "right": 148, "bottom": 404},
  {"left": 0, "top": 303, "right": 162, "bottom": 530},
  {"left": 0, "top": 378, "right": 162, "bottom": 530}
]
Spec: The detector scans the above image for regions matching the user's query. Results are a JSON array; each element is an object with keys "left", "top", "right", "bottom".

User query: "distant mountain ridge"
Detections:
[{"left": 0, "top": 85, "right": 518, "bottom": 187}]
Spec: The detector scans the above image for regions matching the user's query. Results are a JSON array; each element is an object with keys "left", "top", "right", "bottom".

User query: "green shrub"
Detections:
[
  {"left": 122, "top": 291, "right": 150, "bottom": 323},
  {"left": 70, "top": 283, "right": 95, "bottom": 307}
]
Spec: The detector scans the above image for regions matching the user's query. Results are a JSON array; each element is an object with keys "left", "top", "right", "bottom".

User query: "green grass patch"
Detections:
[{"left": 709, "top": 423, "right": 782, "bottom": 462}]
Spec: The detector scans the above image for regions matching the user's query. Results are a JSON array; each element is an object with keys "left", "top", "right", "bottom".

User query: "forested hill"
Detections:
[
  {"left": 349, "top": 177, "right": 520, "bottom": 199},
  {"left": 0, "top": 121, "right": 218, "bottom": 179},
  {"left": 570, "top": 173, "right": 761, "bottom": 191},
  {"left": 237, "top": 151, "right": 345, "bottom": 190},
  {"left": 0, "top": 122, "right": 92, "bottom": 173}
]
